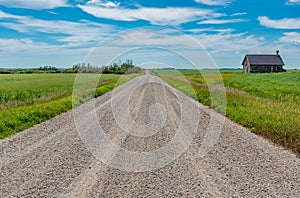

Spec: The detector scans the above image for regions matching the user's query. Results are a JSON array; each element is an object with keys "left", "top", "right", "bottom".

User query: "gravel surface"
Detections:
[{"left": 0, "top": 72, "right": 299, "bottom": 197}]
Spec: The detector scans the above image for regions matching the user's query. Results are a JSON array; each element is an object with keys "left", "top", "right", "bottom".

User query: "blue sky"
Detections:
[{"left": 0, "top": 0, "right": 299, "bottom": 69}]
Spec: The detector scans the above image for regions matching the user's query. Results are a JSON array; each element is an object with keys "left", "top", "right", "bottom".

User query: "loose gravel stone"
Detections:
[{"left": 0, "top": 72, "right": 299, "bottom": 197}]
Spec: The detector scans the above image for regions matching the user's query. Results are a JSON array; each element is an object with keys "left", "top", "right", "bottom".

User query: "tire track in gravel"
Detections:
[
  {"left": 1, "top": 72, "right": 299, "bottom": 197},
  {"left": 0, "top": 74, "right": 146, "bottom": 167},
  {"left": 60, "top": 75, "right": 155, "bottom": 197}
]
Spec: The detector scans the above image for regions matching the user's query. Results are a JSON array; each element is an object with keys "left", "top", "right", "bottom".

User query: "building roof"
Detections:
[{"left": 242, "top": 55, "right": 285, "bottom": 66}]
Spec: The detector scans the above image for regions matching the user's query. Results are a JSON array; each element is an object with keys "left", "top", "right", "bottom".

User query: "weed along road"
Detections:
[{"left": 0, "top": 72, "right": 299, "bottom": 197}]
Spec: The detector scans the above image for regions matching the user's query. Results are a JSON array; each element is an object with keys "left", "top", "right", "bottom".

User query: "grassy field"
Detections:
[
  {"left": 0, "top": 73, "right": 139, "bottom": 138},
  {"left": 153, "top": 69, "right": 300, "bottom": 155}
]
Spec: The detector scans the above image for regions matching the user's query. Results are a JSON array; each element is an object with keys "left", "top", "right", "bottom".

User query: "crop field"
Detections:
[
  {"left": 153, "top": 69, "right": 300, "bottom": 155},
  {"left": 0, "top": 73, "right": 138, "bottom": 138}
]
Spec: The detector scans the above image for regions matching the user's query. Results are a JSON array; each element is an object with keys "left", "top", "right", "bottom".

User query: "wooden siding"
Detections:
[{"left": 243, "top": 64, "right": 286, "bottom": 73}]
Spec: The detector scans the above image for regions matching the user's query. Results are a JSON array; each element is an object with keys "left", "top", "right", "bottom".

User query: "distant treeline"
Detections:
[
  {"left": 65, "top": 60, "right": 142, "bottom": 74},
  {"left": 0, "top": 66, "right": 61, "bottom": 74},
  {"left": 0, "top": 60, "right": 142, "bottom": 74}
]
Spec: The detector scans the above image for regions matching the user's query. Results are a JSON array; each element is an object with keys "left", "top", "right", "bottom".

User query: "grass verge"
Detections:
[
  {"left": 0, "top": 74, "right": 139, "bottom": 139},
  {"left": 153, "top": 70, "right": 300, "bottom": 155}
]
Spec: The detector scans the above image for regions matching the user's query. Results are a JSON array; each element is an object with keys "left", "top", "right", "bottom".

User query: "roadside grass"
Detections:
[
  {"left": 153, "top": 70, "right": 300, "bottom": 155},
  {"left": 227, "top": 71, "right": 300, "bottom": 103},
  {"left": 0, "top": 96, "right": 72, "bottom": 138},
  {"left": 0, "top": 74, "right": 120, "bottom": 109},
  {"left": 0, "top": 73, "right": 139, "bottom": 139}
]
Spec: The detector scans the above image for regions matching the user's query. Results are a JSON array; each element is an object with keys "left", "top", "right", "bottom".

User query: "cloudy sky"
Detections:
[{"left": 0, "top": 0, "right": 299, "bottom": 69}]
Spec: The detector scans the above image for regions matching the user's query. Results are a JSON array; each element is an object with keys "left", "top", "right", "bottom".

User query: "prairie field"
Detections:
[
  {"left": 153, "top": 69, "right": 300, "bottom": 155},
  {"left": 0, "top": 73, "right": 138, "bottom": 138}
]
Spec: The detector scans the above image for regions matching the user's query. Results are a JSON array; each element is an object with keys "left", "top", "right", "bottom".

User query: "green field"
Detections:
[
  {"left": 0, "top": 73, "right": 138, "bottom": 138},
  {"left": 153, "top": 69, "right": 300, "bottom": 155}
]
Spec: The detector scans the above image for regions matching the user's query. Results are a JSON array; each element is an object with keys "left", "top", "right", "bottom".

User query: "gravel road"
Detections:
[{"left": 0, "top": 72, "right": 299, "bottom": 197}]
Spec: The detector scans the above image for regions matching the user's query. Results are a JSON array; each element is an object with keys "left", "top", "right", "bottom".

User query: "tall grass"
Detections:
[
  {"left": 153, "top": 70, "right": 300, "bottom": 155},
  {"left": 0, "top": 74, "right": 120, "bottom": 109},
  {"left": 227, "top": 72, "right": 300, "bottom": 103},
  {"left": 0, "top": 73, "right": 138, "bottom": 138}
]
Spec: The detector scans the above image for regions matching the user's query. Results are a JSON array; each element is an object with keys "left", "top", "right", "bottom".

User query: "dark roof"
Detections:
[{"left": 242, "top": 55, "right": 285, "bottom": 66}]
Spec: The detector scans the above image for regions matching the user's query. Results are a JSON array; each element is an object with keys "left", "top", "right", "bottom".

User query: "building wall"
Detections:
[
  {"left": 250, "top": 65, "right": 284, "bottom": 73},
  {"left": 242, "top": 55, "right": 286, "bottom": 73},
  {"left": 243, "top": 64, "right": 285, "bottom": 73},
  {"left": 243, "top": 58, "right": 251, "bottom": 73}
]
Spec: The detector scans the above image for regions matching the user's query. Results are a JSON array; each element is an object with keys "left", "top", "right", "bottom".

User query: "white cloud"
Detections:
[
  {"left": 191, "top": 31, "right": 300, "bottom": 68},
  {"left": 194, "top": 32, "right": 262, "bottom": 52},
  {"left": 86, "top": 28, "right": 222, "bottom": 68},
  {"left": 198, "top": 18, "right": 247, "bottom": 24},
  {"left": 97, "top": 28, "right": 300, "bottom": 68},
  {"left": 0, "top": 37, "right": 77, "bottom": 58},
  {"left": 0, "top": 38, "right": 90, "bottom": 67},
  {"left": 185, "top": 28, "right": 235, "bottom": 33},
  {"left": 105, "top": 29, "right": 197, "bottom": 48},
  {"left": 279, "top": 32, "right": 300, "bottom": 44},
  {"left": 85, "top": 28, "right": 265, "bottom": 63},
  {"left": 0, "top": 38, "right": 59, "bottom": 53},
  {"left": 1, "top": 22, "right": 300, "bottom": 68},
  {"left": 86, "top": 0, "right": 120, "bottom": 7},
  {"left": 285, "top": 0, "right": 300, "bottom": 5},
  {"left": 0, "top": 11, "right": 118, "bottom": 47},
  {"left": 258, "top": 16, "right": 300, "bottom": 29},
  {"left": 77, "top": 5, "right": 222, "bottom": 25},
  {"left": 0, "top": 11, "right": 23, "bottom": 19},
  {"left": 0, "top": 11, "right": 110, "bottom": 67},
  {"left": 194, "top": 0, "right": 229, "bottom": 6},
  {"left": 78, "top": 28, "right": 300, "bottom": 68},
  {"left": 231, "top": 12, "right": 246, "bottom": 16},
  {"left": 0, "top": 0, "right": 68, "bottom": 9}
]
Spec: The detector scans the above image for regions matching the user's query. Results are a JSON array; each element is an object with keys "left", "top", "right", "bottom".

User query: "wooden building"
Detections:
[{"left": 242, "top": 51, "right": 286, "bottom": 73}]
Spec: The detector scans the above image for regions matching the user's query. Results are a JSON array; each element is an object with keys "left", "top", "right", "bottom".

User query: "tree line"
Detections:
[
  {"left": 0, "top": 60, "right": 142, "bottom": 74},
  {"left": 65, "top": 59, "right": 142, "bottom": 74}
]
